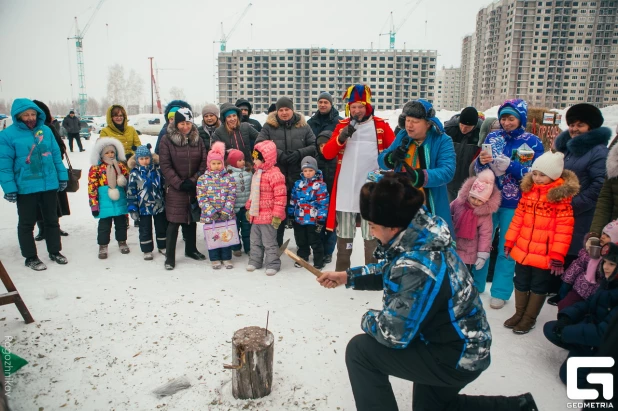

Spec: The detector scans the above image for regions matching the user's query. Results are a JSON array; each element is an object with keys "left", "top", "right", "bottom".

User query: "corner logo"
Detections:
[{"left": 567, "top": 357, "right": 614, "bottom": 401}]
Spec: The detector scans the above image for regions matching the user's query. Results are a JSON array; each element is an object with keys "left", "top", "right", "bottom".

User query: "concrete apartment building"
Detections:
[
  {"left": 435, "top": 67, "right": 462, "bottom": 110},
  {"left": 466, "top": 0, "right": 618, "bottom": 110},
  {"left": 217, "top": 48, "right": 438, "bottom": 115},
  {"left": 460, "top": 34, "right": 477, "bottom": 108}
]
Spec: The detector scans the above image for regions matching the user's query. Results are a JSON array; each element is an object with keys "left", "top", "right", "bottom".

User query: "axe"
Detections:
[{"left": 277, "top": 239, "right": 291, "bottom": 257}]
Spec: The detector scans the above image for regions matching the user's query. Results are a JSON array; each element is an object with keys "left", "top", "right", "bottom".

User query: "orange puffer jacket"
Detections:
[{"left": 505, "top": 170, "right": 579, "bottom": 269}]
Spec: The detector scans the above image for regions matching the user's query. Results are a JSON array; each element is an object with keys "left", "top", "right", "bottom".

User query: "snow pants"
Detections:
[{"left": 249, "top": 224, "right": 280, "bottom": 270}]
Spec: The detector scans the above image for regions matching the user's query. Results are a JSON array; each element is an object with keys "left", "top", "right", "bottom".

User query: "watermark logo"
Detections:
[{"left": 566, "top": 357, "right": 614, "bottom": 409}]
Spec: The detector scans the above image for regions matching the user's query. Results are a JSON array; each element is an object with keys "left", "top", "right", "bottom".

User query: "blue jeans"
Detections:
[
  {"left": 471, "top": 206, "right": 516, "bottom": 300},
  {"left": 321, "top": 229, "right": 337, "bottom": 256},
  {"left": 208, "top": 246, "right": 232, "bottom": 262},
  {"left": 232, "top": 207, "right": 251, "bottom": 253}
]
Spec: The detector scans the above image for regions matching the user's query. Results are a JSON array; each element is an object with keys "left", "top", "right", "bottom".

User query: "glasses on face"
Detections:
[{"left": 112, "top": 114, "right": 124, "bottom": 118}]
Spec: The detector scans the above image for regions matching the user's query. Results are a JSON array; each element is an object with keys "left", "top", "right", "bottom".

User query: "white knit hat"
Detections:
[{"left": 530, "top": 151, "right": 564, "bottom": 180}]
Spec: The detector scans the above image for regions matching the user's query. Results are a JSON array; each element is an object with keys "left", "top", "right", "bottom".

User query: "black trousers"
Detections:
[
  {"left": 346, "top": 334, "right": 533, "bottom": 411},
  {"left": 513, "top": 263, "right": 552, "bottom": 294},
  {"left": 138, "top": 213, "right": 168, "bottom": 252},
  {"left": 543, "top": 321, "right": 596, "bottom": 385},
  {"left": 232, "top": 207, "right": 251, "bottom": 253},
  {"left": 97, "top": 215, "right": 128, "bottom": 245},
  {"left": 293, "top": 223, "right": 324, "bottom": 266},
  {"left": 17, "top": 190, "right": 61, "bottom": 258},
  {"left": 165, "top": 222, "right": 197, "bottom": 264},
  {"left": 67, "top": 132, "right": 83, "bottom": 151}
]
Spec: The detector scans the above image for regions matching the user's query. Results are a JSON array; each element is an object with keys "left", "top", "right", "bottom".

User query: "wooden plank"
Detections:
[{"left": 0, "top": 261, "right": 34, "bottom": 324}]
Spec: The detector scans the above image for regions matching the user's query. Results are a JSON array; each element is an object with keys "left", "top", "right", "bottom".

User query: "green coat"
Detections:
[{"left": 590, "top": 142, "right": 618, "bottom": 236}]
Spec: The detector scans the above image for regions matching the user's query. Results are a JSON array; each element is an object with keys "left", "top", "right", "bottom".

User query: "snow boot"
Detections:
[
  {"left": 223, "top": 260, "right": 234, "bottom": 269},
  {"left": 25, "top": 257, "right": 47, "bottom": 271},
  {"left": 212, "top": 261, "right": 222, "bottom": 270},
  {"left": 233, "top": 249, "right": 243, "bottom": 257},
  {"left": 513, "top": 293, "right": 546, "bottom": 334},
  {"left": 364, "top": 239, "right": 378, "bottom": 265},
  {"left": 118, "top": 241, "right": 130, "bottom": 254},
  {"left": 324, "top": 254, "right": 332, "bottom": 264},
  {"left": 98, "top": 245, "right": 108, "bottom": 259},
  {"left": 158, "top": 249, "right": 166, "bottom": 256},
  {"left": 49, "top": 252, "right": 68, "bottom": 265},
  {"left": 335, "top": 237, "right": 354, "bottom": 271},
  {"left": 265, "top": 268, "right": 278, "bottom": 276},
  {"left": 504, "top": 290, "right": 530, "bottom": 328},
  {"left": 144, "top": 252, "right": 153, "bottom": 261}
]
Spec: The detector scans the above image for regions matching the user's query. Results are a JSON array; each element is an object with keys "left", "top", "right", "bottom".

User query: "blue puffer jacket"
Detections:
[
  {"left": 227, "top": 165, "right": 252, "bottom": 213},
  {"left": 378, "top": 128, "right": 456, "bottom": 236},
  {"left": 559, "top": 275, "right": 618, "bottom": 348},
  {"left": 474, "top": 99, "right": 544, "bottom": 209},
  {"left": 0, "top": 98, "right": 68, "bottom": 195},
  {"left": 346, "top": 208, "right": 492, "bottom": 372},
  {"left": 288, "top": 170, "right": 329, "bottom": 225},
  {"left": 126, "top": 156, "right": 165, "bottom": 216}
]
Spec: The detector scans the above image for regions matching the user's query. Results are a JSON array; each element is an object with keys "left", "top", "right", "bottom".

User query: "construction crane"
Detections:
[
  {"left": 379, "top": 0, "right": 423, "bottom": 49},
  {"left": 67, "top": 0, "right": 106, "bottom": 115},
  {"left": 216, "top": 3, "right": 252, "bottom": 52}
]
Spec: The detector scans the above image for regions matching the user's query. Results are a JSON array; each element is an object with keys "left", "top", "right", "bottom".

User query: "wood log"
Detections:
[{"left": 229, "top": 326, "right": 274, "bottom": 399}]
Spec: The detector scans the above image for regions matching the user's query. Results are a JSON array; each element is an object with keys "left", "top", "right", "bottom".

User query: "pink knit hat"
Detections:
[
  {"left": 207, "top": 142, "right": 226, "bottom": 170},
  {"left": 469, "top": 169, "right": 495, "bottom": 203},
  {"left": 603, "top": 220, "right": 618, "bottom": 243},
  {"left": 226, "top": 149, "right": 245, "bottom": 167}
]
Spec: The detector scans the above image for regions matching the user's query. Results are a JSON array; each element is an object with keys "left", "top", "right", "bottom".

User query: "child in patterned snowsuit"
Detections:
[
  {"left": 127, "top": 144, "right": 167, "bottom": 260},
  {"left": 288, "top": 156, "right": 329, "bottom": 269},
  {"left": 196, "top": 142, "right": 237, "bottom": 269},
  {"left": 226, "top": 149, "right": 252, "bottom": 257}
]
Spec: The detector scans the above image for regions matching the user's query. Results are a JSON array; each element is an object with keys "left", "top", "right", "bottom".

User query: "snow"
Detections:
[{"left": 0, "top": 129, "right": 596, "bottom": 411}]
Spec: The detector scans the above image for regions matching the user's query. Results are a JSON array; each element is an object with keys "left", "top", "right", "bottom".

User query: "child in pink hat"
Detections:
[{"left": 450, "top": 169, "right": 502, "bottom": 291}]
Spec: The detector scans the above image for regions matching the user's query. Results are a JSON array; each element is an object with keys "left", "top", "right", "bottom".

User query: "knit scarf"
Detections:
[
  {"left": 249, "top": 169, "right": 263, "bottom": 217},
  {"left": 102, "top": 155, "right": 126, "bottom": 200},
  {"left": 454, "top": 201, "right": 478, "bottom": 240},
  {"left": 585, "top": 257, "right": 601, "bottom": 284}
]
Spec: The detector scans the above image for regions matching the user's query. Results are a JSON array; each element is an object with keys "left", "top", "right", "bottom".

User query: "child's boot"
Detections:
[
  {"left": 212, "top": 261, "right": 222, "bottom": 270},
  {"left": 118, "top": 241, "right": 130, "bottom": 254},
  {"left": 158, "top": 249, "right": 166, "bottom": 256},
  {"left": 504, "top": 290, "right": 530, "bottom": 328},
  {"left": 335, "top": 238, "right": 354, "bottom": 271},
  {"left": 144, "top": 252, "right": 153, "bottom": 261},
  {"left": 513, "top": 293, "right": 547, "bottom": 334},
  {"left": 233, "top": 249, "right": 243, "bottom": 257},
  {"left": 265, "top": 268, "right": 278, "bottom": 276},
  {"left": 98, "top": 245, "right": 108, "bottom": 259},
  {"left": 223, "top": 260, "right": 234, "bottom": 269}
]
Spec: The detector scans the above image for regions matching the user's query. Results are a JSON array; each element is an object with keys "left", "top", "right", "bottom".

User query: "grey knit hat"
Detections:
[
  {"left": 318, "top": 92, "right": 333, "bottom": 105},
  {"left": 300, "top": 156, "right": 318, "bottom": 172},
  {"left": 276, "top": 97, "right": 294, "bottom": 111},
  {"left": 201, "top": 104, "right": 219, "bottom": 119}
]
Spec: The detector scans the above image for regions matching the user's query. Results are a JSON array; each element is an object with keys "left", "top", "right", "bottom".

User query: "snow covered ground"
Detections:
[{"left": 0, "top": 133, "right": 577, "bottom": 410}]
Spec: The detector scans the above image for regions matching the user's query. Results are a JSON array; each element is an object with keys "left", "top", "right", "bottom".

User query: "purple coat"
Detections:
[
  {"left": 561, "top": 248, "right": 602, "bottom": 300},
  {"left": 450, "top": 176, "right": 501, "bottom": 264}
]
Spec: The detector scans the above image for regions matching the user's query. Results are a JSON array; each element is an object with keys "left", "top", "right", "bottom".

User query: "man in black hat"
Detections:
[
  {"left": 307, "top": 92, "right": 342, "bottom": 137},
  {"left": 235, "top": 98, "right": 262, "bottom": 133},
  {"left": 62, "top": 110, "right": 84, "bottom": 152},
  {"left": 444, "top": 106, "right": 482, "bottom": 201}
]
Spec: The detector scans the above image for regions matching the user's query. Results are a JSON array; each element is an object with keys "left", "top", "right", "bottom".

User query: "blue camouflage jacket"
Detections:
[
  {"left": 346, "top": 208, "right": 492, "bottom": 372},
  {"left": 288, "top": 170, "right": 329, "bottom": 225},
  {"left": 126, "top": 156, "right": 165, "bottom": 216}
]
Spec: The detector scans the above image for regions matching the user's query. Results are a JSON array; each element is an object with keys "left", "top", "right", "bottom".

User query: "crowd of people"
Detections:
[{"left": 1, "top": 87, "right": 618, "bottom": 409}]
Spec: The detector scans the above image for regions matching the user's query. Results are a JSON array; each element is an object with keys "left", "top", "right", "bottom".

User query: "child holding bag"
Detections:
[{"left": 196, "top": 142, "right": 237, "bottom": 269}]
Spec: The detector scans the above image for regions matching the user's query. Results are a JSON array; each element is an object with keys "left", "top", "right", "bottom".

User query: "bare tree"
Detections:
[
  {"left": 107, "top": 64, "right": 127, "bottom": 106},
  {"left": 126, "top": 69, "right": 145, "bottom": 108},
  {"left": 169, "top": 87, "right": 186, "bottom": 101},
  {"left": 99, "top": 96, "right": 111, "bottom": 116},
  {"left": 87, "top": 97, "right": 101, "bottom": 116}
]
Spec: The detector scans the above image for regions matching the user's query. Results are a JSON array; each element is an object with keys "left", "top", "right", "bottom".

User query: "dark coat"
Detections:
[
  {"left": 255, "top": 112, "right": 317, "bottom": 191},
  {"left": 158, "top": 124, "right": 206, "bottom": 224},
  {"left": 444, "top": 115, "right": 483, "bottom": 202},
  {"left": 154, "top": 100, "right": 192, "bottom": 154},
  {"left": 197, "top": 123, "right": 218, "bottom": 152},
  {"left": 211, "top": 123, "right": 258, "bottom": 162},
  {"left": 235, "top": 98, "right": 262, "bottom": 133},
  {"left": 555, "top": 127, "right": 611, "bottom": 254},
  {"left": 316, "top": 145, "right": 337, "bottom": 194},
  {"left": 560, "top": 275, "right": 618, "bottom": 348},
  {"left": 590, "top": 141, "right": 618, "bottom": 236},
  {"left": 62, "top": 114, "right": 80, "bottom": 134},
  {"left": 307, "top": 107, "right": 343, "bottom": 137}
]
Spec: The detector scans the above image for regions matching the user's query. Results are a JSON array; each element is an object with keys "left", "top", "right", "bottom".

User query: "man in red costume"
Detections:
[{"left": 322, "top": 84, "right": 395, "bottom": 271}]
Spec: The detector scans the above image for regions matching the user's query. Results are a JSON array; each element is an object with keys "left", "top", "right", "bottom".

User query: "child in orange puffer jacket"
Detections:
[{"left": 503, "top": 151, "right": 579, "bottom": 334}]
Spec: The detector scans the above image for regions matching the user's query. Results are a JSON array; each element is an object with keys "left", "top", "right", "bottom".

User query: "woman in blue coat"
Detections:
[
  {"left": 378, "top": 99, "right": 455, "bottom": 236},
  {"left": 0, "top": 98, "right": 69, "bottom": 270}
]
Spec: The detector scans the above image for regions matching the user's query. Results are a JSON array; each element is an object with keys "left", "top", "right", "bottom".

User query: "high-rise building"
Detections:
[
  {"left": 466, "top": 0, "right": 618, "bottom": 110},
  {"left": 435, "top": 66, "right": 462, "bottom": 111},
  {"left": 460, "top": 34, "right": 476, "bottom": 108},
  {"left": 217, "top": 48, "right": 438, "bottom": 115}
]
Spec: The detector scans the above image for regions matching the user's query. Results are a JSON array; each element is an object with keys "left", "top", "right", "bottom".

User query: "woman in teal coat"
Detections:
[{"left": 0, "top": 98, "right": 69, "bottom": 270}]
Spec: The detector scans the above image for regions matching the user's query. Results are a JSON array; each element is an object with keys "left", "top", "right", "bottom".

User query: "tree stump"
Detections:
[{"left": 229, "top": 326, "right": 274, "bottom": 399}]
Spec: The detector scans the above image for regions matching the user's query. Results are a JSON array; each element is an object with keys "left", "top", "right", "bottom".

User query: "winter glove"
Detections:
[
  {"left": 58, "top": 181, "right": 68, "bottom": 192},
  {"left": 219, "top": 211, "right": 230, "bottom": 221},
  {"left": 404, "top": 167, "right": 426, "bottom": 188},
  {"left": 315, "top": 223, "right": 324, "bottom": 234},
  {"left": 129, "top": 211, "right": 140, "bottom": 222},
  {"left": 271, "top": 216, "right": 282, "bottom": 230},
  {"left": 285, "top": 217, "right": 294, "bottom": 230},
  {"left": 92, "top": 210, "right": 100, "bottom": 218},
  {"left": 387, "top": 145, "right": 409, "bottom": 168},
  {"left": 3, "top": 193, "right": 17, "bottom": 203},
  {"left": 180, "top": 179, "right": 195, "bottom": 193},
  {"left": 504, "top": 246, "right": 512, "bottom": 257},
  {"left": 474, "top": 252, "right": 491, "bottom": 270},
  {"left": 550, "top": 259, "right": 564, "bottom": 276},
  {"left": 246, "top": 210, "right": 251, "bottom": 222},
  {"left": 553, "top": 316, "right": 574, "bottom": 340},
  {"left": 585, "top": 234, "right": 600, "bottom": 253},
  {"left": 337, "top": 123, "right": 356, "bottom": 144},
  {"left": 286, "top": 150, "right": 301, "bottom": 165},
  {"left": 489, "top": 154, "right": 511, "bottom": 177}
]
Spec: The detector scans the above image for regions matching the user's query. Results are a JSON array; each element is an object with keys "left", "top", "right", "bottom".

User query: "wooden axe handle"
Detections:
[{"left": 284, "top": 249, "right": 322, "bottom": 278}]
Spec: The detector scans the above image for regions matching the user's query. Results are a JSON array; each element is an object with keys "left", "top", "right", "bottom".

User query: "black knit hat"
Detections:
[
  {"left": 174, "top": 107, "right": 194, "bottom": 124},
  {"left": 360, "top": 173, "right": 425, "bottom": 228},
  {"left": 459, "top": 107, "right": 479, "bottom": 126},
  {"left": 566, "top": 103, "right": 604, "bottom": 130},
  {"left": 276, "top": 97, "right": 294, "bottom": 111},
  {"left": 267, "top": 103, "right": 277, "bottom": 114},
  {"left": 316, "top": 130, "right": 332, "bottom": 147}
]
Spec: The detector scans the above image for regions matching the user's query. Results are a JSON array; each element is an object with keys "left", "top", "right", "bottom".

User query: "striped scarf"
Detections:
[{"left": 249, "top": 169, "right": 263, "bottom": 217}]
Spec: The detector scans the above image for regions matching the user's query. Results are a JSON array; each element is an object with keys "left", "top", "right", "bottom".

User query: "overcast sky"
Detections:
[{"left": 0, "top": 0, "right": 492, "bottom": 107}]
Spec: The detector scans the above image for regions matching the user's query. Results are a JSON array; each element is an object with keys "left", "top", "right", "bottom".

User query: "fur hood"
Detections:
[
  {"left": 165, "top": 123, "right": 201, "bottom": 147},
  {"left": 91, "top": 137, "right": 126, "bottom": 165},
  {"left": 520, "top": 169, "right": 580, "bottom": 202},
  {"left": 127, "top": 153, "right": 160, "bottom": 170},
  {"left": 607, "top": 140, "right": 618, "bottom": 179},
  {"left": 264, "top": 112, "right": 307, "bottom": 129},
  {"left": 554, "top": 127, "right": 612, "bottom": 157},
  {"left": 456, "top": 176, "right": 501, "bottom": 217}
]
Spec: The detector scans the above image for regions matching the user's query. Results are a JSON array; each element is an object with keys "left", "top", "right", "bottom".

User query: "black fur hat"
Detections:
[
  {"left": 566, "top": 103, "right": 604, "bottom": 130},
  {"left": 398, "top": 100, "right": 436, "bottom": 130},
  {"left": 360, "top": 173, "right": 425, "bottom": 228}
]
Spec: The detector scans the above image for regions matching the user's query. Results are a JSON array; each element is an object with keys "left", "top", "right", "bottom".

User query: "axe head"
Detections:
[{"left": 277, "top": 239, "right": 290, "bottom": 257}]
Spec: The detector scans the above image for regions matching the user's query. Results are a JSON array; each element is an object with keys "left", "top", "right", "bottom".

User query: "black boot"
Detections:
[
  {"left": 25, "top": 257, "right": 47, "bottom": 271},
  {"left": 59, "top": 228, "right": 69, "bottom": 237},
  {"left": 515, "top": 393, "right": 538, "bottom": 410},
  {"left": 49, "top": 252, "right": 68, "bottom": 265},
  {"left": 35, "top": 221, "right": 44, "bottom": 241},
  {"left": 165, "top": 224, "right": 179, "bottom": 270},
  {"left": 547, "top": 294, "right": 561, "bottom": 306},
  {"left": 183, "top": 224, "right": 205, "bottom": 260}
]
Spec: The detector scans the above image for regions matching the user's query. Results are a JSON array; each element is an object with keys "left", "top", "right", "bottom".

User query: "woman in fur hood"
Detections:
[{"left": 88, "top": 137, "right": 130, "bottom": 259}]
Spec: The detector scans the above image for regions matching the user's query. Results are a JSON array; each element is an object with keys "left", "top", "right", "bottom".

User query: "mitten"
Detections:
[
  {"left": 388, "top": 145, "right": 409, "bottom": 167},
  {"left": 315, "top": 223, "right": 324, "bottom": 234},
  {"left": 58, "top": 181, "right": 68, "bottom": 192},
  {"left": 271, "top": 216, "right": 282, "bottom": 230},
  {"left": 286, "top": 150, "right": 301, "bottom": 165},
  {"left": 474, "top": 252, "right": 490, "bottom": 270},
  {"left": 219, "top": 211, "right": 230, "bottom": 221},
  {"left": 489, "top": 154, "right": 511, "bottom": 176},
  {"left": 285, "top": 217, "right": 294, "bottom": 229},
  {"left": 406, "top": 168, "right": 426, "bottom": 188},
  {"left": 129, "top": 211, "right": 140, "bottom": 221},
  {"left": 585, "top": 235, "right": 599, "bottom": 253},
  {"left": 337, "top": 124, "right": 355, "bottom": 144},
  {"left": 550, "top": 259, "right": 564, "bottom": 276},
  {"left": 3, "top": 193, "right": 17, "bottom": 203},
  {"left": 504, "top": 246, "right": 512, "bottom": 257},
  {"left": 180, "top": 179, "right": 195, "bottom": 193},
  {"left": 92, "top": 210, "right": 100, "bottom": 217}
]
